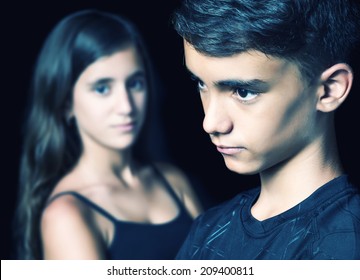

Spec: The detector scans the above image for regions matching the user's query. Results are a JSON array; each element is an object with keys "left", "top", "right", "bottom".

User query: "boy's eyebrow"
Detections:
[
  {"left": 214, "top": 79, "right": 269, "bottom": 91},
  {"left": 185, "top": 67, "right": 269, "bottom": 91},
  {"left": 185, "top": 68, "right": 200, "bottom": 81}
]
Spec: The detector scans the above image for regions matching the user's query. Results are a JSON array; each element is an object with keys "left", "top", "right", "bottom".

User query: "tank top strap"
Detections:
[
  {"left": 151, "top": 164, "right": 184, "bottom": 209},
  {"left": 46, "top": 191, "right": 117, "bottom": 223}
]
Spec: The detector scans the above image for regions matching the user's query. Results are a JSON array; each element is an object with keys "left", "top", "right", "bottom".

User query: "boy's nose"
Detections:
[{"left": 202, "top": 97, "right": 233, "bottom": 136}]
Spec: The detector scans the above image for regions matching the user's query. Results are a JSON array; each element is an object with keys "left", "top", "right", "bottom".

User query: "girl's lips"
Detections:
[
  {"left": 112, "top": 122, "right": 135, "bottom": 132},
  {"left": 216, "top": 146, "right": 245, "bottom": 155}
]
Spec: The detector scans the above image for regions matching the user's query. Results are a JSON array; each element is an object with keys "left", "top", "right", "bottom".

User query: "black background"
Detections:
[{"left": 1, "top": 0, "right": 359, "bottom": 259}]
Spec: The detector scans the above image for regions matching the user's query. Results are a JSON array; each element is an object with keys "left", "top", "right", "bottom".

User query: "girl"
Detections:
[{"left": 15, "top": 9, "right": 202, "bottom": 260}]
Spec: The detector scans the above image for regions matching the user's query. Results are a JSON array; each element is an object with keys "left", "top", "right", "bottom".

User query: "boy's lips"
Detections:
[{"left": 216, "top": 145, "right": 246, "bottom": 155}]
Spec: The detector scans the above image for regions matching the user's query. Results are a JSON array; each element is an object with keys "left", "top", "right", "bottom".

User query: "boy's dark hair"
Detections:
[{"left": 173, "top": 0, "right": 360, "bottom": 81}]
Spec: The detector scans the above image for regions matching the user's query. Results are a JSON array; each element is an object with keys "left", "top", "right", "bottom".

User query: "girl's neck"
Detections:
[{"left": 76, "top": 140, "right": 138, "bottom": 188}]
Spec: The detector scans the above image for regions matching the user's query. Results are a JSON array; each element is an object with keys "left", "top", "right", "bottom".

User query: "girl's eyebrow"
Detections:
[
  {"left": 88, "top": 78, "right": 114, "bottom": 86},
  {"left": 87, "top": 70, "right": 145, "bottom": 86},
  {"left": 126, "top": 70, "right": 145, "bottom": 80}
]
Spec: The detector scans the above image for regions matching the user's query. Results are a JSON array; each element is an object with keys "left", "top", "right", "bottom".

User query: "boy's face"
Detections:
[{"left": 184, "top": 42, "right": 320, "bottom": 175}]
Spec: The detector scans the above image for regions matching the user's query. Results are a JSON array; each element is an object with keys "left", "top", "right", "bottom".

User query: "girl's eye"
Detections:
[
  {"left": 127, "top": 77, "right": 146, "bottom": 92},
  {"left": 94, "top": 84, "right": 110, "bottom": 95},
  {"left": 234, "top": 88, "right": 259, "bottom": 102}
]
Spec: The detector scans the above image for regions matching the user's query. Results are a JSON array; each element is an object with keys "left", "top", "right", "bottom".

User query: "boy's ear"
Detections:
[{"left": 316, "top": 63, "right": 353, "bottom": 112}]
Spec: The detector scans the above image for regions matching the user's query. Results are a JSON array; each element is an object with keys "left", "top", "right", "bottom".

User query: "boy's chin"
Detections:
[{"left": 223, "top": 159, "right": 259, "bottom": 176}]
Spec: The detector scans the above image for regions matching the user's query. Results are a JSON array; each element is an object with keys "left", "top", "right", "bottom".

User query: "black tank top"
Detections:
[{"left": 48, "top": 167, "right": 194, "bottom": 259}]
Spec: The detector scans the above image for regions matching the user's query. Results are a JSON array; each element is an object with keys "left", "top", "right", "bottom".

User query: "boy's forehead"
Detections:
[{"left": 183, "top": 41, "right": 299, "bottom": 83}]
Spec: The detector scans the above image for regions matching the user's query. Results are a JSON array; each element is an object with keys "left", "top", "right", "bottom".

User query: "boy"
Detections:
[{"left": 173, "top": 0, "right": 360, "bottom": 259}]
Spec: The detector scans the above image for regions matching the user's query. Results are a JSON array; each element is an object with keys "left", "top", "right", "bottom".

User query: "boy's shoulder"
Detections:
[
  {"left": 195, "top": 175, "right": 360, "bottom": 229},
  {"left": 178, "top": 176, "right": 360, "bottom": 259},
  {"left": 314, "top": 175, "right": 360, "bottom": 215},
  {"left": 309, "top": 176, "right": 360, "bottom": 259}
]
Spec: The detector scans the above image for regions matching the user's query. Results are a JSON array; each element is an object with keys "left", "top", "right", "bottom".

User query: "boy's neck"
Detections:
[{"left": 252, "top": 131, "right": 343, "bottom": 221}]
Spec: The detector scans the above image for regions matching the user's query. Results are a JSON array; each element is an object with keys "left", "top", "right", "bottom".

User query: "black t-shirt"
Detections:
[
  {"left": 47, "top": 166, "right": 193, "bottom": 260},
  {"left": 177, "top": 175, "right": 360, "bottom": 259}
]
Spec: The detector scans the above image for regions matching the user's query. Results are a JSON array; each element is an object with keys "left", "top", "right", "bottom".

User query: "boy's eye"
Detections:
[
  {"left": 93, "top": 84, "right": 110, "bottom": 95},
  {"left": 234, "top": 88, "right": 259, "bottom": 102},
  {"left": 197, "top": 80, "right": 206, "bottom": 91}
]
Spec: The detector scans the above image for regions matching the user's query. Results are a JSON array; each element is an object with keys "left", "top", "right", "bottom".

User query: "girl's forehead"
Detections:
[{"left": 79, "top": 48, "right": 144, "bottom": 79}]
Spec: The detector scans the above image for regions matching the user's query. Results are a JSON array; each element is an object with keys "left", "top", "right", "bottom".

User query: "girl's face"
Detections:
[{"left": 72, "top": 47, "right": 147, "bottom": 151}]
